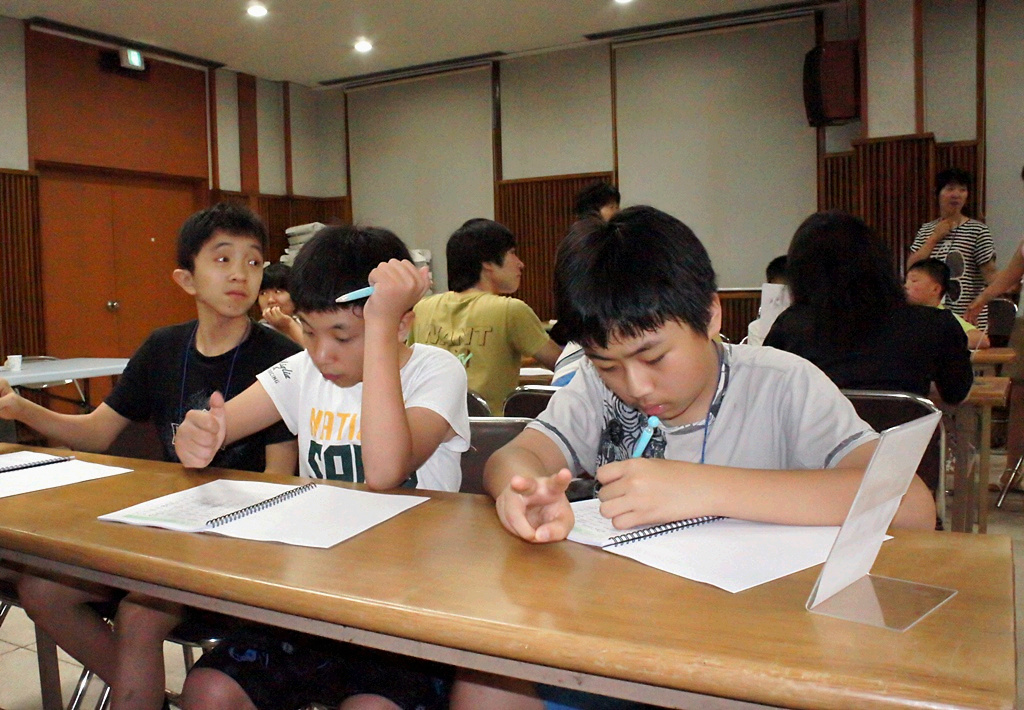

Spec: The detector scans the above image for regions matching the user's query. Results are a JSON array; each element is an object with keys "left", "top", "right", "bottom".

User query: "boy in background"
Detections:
[
  {"left": 573, "top": 181, "right": 621, "bottom": 221},
  {"left": 258, "top": 262, "right": 303, "bottom": 344},
  {"left": 0, "top": 202, "right": 301, "bottom": 709},
  {"left": 905, "top": 258, "right": 990, "bottom": 349},
  {"left": 173, "top": 224, "right": 470, "bottom": 710},
  {"left": 483, "top": 206, "right": 936, "bottom": 708},
  {"left": 410, "top": 218, "right": 561, "bottom": 414}
]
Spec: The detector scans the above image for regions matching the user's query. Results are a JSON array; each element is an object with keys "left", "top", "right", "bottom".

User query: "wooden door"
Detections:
[{"left": 39, "top": 168, "right": 201, "bottom": 361}]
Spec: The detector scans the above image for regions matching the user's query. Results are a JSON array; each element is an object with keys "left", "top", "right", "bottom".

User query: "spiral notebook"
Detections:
[
  {"left": 99, "top": 479, "right": 427, "bottom": 548},
  {"left": 569, "top": 498, "right": 841, "bottom": 593},
  {"left": 0, "top": 451, "right": 131, "bottom": 500}
]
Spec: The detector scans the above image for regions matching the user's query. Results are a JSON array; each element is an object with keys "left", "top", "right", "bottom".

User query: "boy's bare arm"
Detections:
[
  {"left": 531, "top": 339, "right": 563, "bottom": 371},
  {"left": 174, "top": 382, "right": 282, "bottom": 468},
  {"left": 359, "top": 259, "right": 438, "bottom": 489},
  {"left": 484, "top": 428, "right": 577, "bottom": 542},
  {"left": 0, "top": 380, "right": 129, "bottom": 452},
  {"left": 596, "top": 440, "right": 936, "bottom": 531},
  {"left": 263, "top": 439, "right": 298, "bottom": 476}
]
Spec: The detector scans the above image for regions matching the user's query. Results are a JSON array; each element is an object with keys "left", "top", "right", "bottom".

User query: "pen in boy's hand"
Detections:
[
  {"left": 335, "top": 285, "right": 374, "bottom": 303},
  {"left": 632, "top": 415, "right": 660, "bottom": 458}
]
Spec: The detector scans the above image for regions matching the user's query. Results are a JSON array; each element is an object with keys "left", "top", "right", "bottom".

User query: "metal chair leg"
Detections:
[
  {"left": 65, "top": 668, "right": 96, "bottom": 710},
  {"left": 996, "top": 455, "right": 1024, "bottom": 508},
  {"left": 93, "top": 682, "right": 111, "bottom": 710}
]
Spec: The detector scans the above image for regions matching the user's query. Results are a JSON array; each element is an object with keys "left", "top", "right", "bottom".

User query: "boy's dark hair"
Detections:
[
  {"left": 289, "top": 225, "right": 412, "bottom": 313},
  {"left": 177, "top": 202, "right": 268, "bottom": 271},
  {"left": 260, "top": 262, "right": 291, "bottom": 291},
  {"left": 573, "top": 182, "right": 621, "bottom": 219},
  {"left": 907, "top": 258, "right": 950, "bottom": 297},
  {"left": 935, "top": 168, "right": 972, "bottom": 196},
  {"left": 554, "top": 206, "right": 717, "bottom": 349},
  {"left": 446, "top": 219, "right": 517, "bottom": 292},
  {"left": 765, "top": 255, "right": 788, "bottom": 284},
  {"left": 787, "top": 211, "right": 905, "bottom": 348}
]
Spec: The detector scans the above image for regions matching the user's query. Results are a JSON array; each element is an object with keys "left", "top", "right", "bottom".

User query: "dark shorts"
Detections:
[{"left": 193, "top": 626, "right": 452, "bottom": 710}]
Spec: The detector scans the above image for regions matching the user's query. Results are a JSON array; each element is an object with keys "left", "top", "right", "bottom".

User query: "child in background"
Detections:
[
  {"left": 905, "top": 258, "right": 990, "bottom": 349},
  {"left": 258, "top": 262, "right": 303, "bottom": 344},
  {"left": 1, "top": 202, "right": 301, "bottom": 710},
  {"left": 173, "top": 224, "right": 470, "bottom": 710},
  {"left": 483, "top": 206, "right": 936, "bottom": 709},
  {"left": 745, "top": 254, "right": 790, "bottom": 346}
]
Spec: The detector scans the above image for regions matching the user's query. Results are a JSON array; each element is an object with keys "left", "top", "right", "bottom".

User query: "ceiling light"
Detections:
[
  {"left": 354, "top": 38, "right": 373, "bottom": 53},
  {"left": 247, "top": 3, "right": 268, "bottom": 18},
  {"left": 614, "top": 0, "right": 634, "bottom": 4}
]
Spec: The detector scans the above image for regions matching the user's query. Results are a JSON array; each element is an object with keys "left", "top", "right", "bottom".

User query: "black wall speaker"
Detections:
[{"left": 803, "top": 40, "right": 860, "bottom": 127}]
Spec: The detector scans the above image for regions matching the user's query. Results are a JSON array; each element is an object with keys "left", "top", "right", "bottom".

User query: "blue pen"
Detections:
[
  {"left": 335, "top": 285, "right": 374, "bottom": 303},
  {"left": 632, "top": 415, "right": 661, "bottom": 458}
]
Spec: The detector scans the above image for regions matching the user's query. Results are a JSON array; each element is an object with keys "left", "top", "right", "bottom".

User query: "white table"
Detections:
[{"left": 1, "top": 358, "right": 129, "bottom": 411}]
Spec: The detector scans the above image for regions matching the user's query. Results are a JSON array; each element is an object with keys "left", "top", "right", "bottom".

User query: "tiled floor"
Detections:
[
  {"left": 2, "top": 476, "right": 1023, "bottom": 710},
  {"left": 0, "top": 609, "right": 190, "bottom": 710}
]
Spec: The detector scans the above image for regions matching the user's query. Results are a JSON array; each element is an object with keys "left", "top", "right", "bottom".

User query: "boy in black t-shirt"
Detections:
[{"left": 0, "top": 202, "right": 301, "bottom": 710}]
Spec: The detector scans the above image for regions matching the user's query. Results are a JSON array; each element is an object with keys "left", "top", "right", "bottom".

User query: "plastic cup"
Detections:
[{"left": 4, "top": 355, "right": 22, "bottom": 371}]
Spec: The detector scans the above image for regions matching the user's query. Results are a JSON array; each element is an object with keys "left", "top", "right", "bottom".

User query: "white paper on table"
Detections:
[{"left": 0, "top": 456, "right": 130, "bottom": 499}]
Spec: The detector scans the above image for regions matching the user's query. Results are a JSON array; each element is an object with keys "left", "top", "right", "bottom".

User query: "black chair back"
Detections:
[
  {"left": 986, "top": 298, "right": 1017, "bottom": 347},
  {"left": 460, "top": 417, "right": 531, "bottom": 494},
  {"left": 841, "top": 389, "right": 943, "bottom": 492},
  {"left": 503, "top": 385, "right": 558, "bottom": 419},
  {"left": 467, "top": 390, "right": 491, "bottom": 417}
]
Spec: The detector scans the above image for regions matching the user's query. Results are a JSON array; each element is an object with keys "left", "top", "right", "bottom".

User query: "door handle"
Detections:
[{"left": 106, "top": 300, "right": 120, "bottom": 312}]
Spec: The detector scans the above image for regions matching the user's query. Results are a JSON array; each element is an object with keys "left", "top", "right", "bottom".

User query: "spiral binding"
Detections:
[
  {"left": 605, "top": 515, "right": 724, "bottom": 548},
  {"left": 0, "top": 455, "right": 74, "bottom": 474},
  {"left": 206, "top": 482, "right": 318, "bottom": 528}
]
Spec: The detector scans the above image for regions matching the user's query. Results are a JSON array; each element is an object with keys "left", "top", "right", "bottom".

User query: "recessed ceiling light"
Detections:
[
  {"left": 247, "top": 3, "right": 268, "bottom": 18},
  {"left": 354, "top": 38, "right": 373, "bottom": 53},
  {"left": 614, "top": 0, "right": 634, "bottom": 4}
]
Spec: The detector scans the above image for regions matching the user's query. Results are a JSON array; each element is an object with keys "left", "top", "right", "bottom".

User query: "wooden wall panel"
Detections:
[
  {"left": 25, "top": 30, "right": 207, "bottom": 178},
  {"left": 935, "top": 140, "right": 981, "bottom": 218},
  {"left": 854, "top": 135, "right": 935, "bottom": 276},
  {"left": 718, "top": 289, "right": 761, "bottom": 344},
  {"left": 495, "top": 172, "right": 613, "bottom": 321},
  {"left": 237, "top": 73, "right": 259, "bottom": 195},
  {"left": 821, "top": 152, "right": 858, "bottom": 213},
  {"left": 0, "top": 170, "right": 44, "bottom": 357}
]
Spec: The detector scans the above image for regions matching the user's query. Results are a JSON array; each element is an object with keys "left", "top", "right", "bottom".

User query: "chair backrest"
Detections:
[
  {"left": 502, "top": 385, "right": 558, "bottom": 419},
  {"left": 986, "top": 298, "right": 1017, "bottom": 347},
  {"left": 467, "top": 390, "right": 491, "bottom": 417},
  {"left": 840, "top": 389, "right": 944, "bottom": 492},
  {"left": 460, "top": 417, "right": 531, "bottom": 494}
]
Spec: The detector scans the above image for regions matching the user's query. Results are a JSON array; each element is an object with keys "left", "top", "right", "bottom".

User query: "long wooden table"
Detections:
[
  {"left": 971, "top": 347, "right": 1016, "bottom": 376},
  {"left": 0, "top": 446, "right": 1016, "bottom": 710}
]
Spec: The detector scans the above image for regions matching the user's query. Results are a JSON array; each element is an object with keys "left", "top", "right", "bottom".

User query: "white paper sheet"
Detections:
[
  {"left": 0, "top": 453, "right": 130, "bottom": 499},
  {"left": 100, "top": 479, "right": 427, "bottom": 549}
]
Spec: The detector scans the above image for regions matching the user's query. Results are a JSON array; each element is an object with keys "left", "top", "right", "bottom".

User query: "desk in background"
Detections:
[
  {"left": 2, "top": 358, "right": 129, "bottom": 410},
  {"left": 945, "top": 376, "right": 1011, "bottom": 534},
  {"left": 972, "top": 347, "right": 1016, "bottom": 377},
  {"left": 0, "top": 446, "right": 1015, "bottom": 710}
]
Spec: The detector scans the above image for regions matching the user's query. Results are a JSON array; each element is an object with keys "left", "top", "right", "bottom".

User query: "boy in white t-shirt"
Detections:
[{"left": 172, "top": 225, "right": 470, "bottom": 710}]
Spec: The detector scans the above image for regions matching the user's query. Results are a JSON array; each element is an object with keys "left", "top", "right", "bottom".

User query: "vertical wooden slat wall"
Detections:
[
  {"left": 495, "top": 172, "right": 613, "bottom": 321},
  {"left": 854, "top": 135, "right": 935, "bottom": 277},
  {"left": 0, "top": 170, "right": 44, "bottom": 357},
  {"left": 821, "top": 152, "right": 858, "bottom": 213},
  {"left": 718, "top": 290, "right": 761, "bottom": 344}
]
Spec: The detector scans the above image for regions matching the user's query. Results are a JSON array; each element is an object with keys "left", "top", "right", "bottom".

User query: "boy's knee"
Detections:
[
  {"left": 180, "top": 668, "right": 255, "bottom": 710},
  {"left": 116, "top": 596, "right": 183, "bottom": 639},
  {"left": 16, "top": 574, "right": 72, "bottom": 616}
]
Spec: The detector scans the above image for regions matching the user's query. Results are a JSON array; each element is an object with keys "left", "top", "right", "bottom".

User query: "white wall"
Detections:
[
  {"left": 923, "top": 0, "right": 976, "bottom": 142},
  {"left": 256, "top": 78, "right": 286, "bottom": 195},
  {"left": 0, "top": 16, "right": 29, "bottom": 171},
  {"left": 289, "top": 83, "right": 318, "bottom": 196},
  {"left": 616, "top": 18, "right": 818, "bottom": 287},
  {"left": 500, "top": 45, "right": 613, "bottom": 180},
  {"left": 315, "top": 87, "right": 348, "bottom": 197},
  {"left": 348, "top": 68, "right": 493, "bottom": 290},
  {"left": 864, "top": 0, "right": 917, "bottom": 138},
  {"left": 985, "top": 0, "right": 1024, "bottom": 263},
  {"left": 215, "top": 69, "right": 241, "bottom": 192}
]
